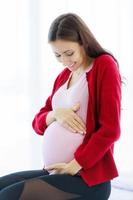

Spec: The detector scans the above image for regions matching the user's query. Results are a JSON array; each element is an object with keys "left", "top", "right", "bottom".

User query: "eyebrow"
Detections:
[{"left": 54, "top": 50, "right": 73, "bottom": 54}]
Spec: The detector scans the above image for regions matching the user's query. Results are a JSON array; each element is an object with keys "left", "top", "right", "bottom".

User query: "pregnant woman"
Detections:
[{"left": 0, "top": 13, "right": 121, "bottom": 200}]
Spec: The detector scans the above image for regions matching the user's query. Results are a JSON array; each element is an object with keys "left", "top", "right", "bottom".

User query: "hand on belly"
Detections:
[{"left": 53, "top": 104, "right": 86, "bottom": 135}]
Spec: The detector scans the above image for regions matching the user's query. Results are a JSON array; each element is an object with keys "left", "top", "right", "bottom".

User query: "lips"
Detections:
[
  {"left": 65, "top": 63, "right": 76, "bottom": 69},
  {"left": 69, "top": 63, "right": 75, "bottom": 67}
]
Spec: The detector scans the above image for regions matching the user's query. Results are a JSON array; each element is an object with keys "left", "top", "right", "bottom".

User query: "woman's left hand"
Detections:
[{"left": 44, "top": 159, "right": 82, "bottom": 176}]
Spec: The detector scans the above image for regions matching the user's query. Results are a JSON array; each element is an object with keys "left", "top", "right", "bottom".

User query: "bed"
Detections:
[{"left": 109, "top": 173, "right": 133, "bottom": 200}]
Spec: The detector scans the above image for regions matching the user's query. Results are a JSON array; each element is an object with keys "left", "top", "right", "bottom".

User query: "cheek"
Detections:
[
  {"left": 56, "top": 56, "right": 73, "bottom": 63},
  {"left": 56, "top": 57, "right": 62, "bottom": 62},
  {"left": 73, "top": 53, "right": 82, "bottom": 62},
  {"left": 56, "top": 57, "right": 61, "bottom": 62},
  {"left": 71, "top": 53, "right": 78, "bottom": 60}
]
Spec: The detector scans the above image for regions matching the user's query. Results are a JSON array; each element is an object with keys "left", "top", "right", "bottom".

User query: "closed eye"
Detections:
[
  {"left": 55, "top": 54, "right": 61, "bottom": 57},
  {"left": 55, "top": 52, "right": 74, "bottom": 58},
  {"left": 66, "top": 52, "right": 74, "bottom": 56}
]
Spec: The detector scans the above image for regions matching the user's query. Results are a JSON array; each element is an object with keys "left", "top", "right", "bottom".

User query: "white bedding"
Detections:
[
  {"left": 109, "top": 173, "right": 133, "bottom": 200},
  {"left": 109, "top": 187, "right": 133, "bottom": 200}
]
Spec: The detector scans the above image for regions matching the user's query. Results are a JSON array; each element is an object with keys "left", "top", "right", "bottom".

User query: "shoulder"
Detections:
[
  {"left": 95, "top": 54, "right": 116, "bottom": 63},
  {"left": 86, "top": 54, "right": 121, "bottom": 84},
  {"left": 94, "top": 54, "right": 119, "bottom": 73},
  {"left": 88, "top": 54, "right": 119, "bottom": 77}
]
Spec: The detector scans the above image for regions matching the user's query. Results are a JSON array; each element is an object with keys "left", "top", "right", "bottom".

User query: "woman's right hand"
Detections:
[{"left": 54, "top": 103, "right": 86, "bottom": 135}]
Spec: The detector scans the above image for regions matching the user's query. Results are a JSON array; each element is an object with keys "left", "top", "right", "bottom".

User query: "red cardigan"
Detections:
[{"left": 32, "top": 54, "right": 121, "bottom": 186}]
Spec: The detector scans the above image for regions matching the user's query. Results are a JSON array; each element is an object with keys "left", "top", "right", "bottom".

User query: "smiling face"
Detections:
[{"left": 50, "top": 39, "right": 89, "bottom": 72}]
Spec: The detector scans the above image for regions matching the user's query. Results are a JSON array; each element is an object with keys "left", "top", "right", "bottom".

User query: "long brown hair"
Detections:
[{"left": 48, "top": 13, "right": 116, "bottom": 60}]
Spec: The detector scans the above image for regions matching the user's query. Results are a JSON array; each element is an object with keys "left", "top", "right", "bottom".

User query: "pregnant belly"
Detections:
[{"left": 42, "top": 121, "right": 85, "bottom": 167}]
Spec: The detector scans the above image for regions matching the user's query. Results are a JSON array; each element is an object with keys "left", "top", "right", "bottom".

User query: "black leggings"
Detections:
[{"left": 0, "top": 170, "right": 111, "bottom": 200}]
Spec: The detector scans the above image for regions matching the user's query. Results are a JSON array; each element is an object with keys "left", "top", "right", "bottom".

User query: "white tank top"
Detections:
[{"left": 42, "top": 64, "right": 93, "bottom": 167}]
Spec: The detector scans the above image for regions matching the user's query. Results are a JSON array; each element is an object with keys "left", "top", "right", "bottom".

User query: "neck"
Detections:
[{"left": 73, "top": 57, "right": 93, "bottom": 76}]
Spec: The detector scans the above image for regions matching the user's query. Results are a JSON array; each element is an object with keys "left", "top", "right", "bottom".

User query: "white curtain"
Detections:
[{"left": 0, "top": 0, "right": 132, "bottom": 181}]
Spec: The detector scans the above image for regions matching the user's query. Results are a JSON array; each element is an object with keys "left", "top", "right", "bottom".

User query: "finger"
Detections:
[
  {"left": 67, "top": 120, "right": 85, "bottom": 135},
  {"left": 59, "top": 170, "right": 68, "bottom": 175},
  {"left": 50, "top": 168, "right": 65, "bottom": 175},
  {"left": 45, "top": 163, "right": 66, "bottom": 170},
  {"left": 73, "top": 114, "right": 86, "bottom": 129},
  {"left": 49, "top": 170, "right": 58, "bottom": 175},
  {"left": 70, "top": 118, "right": 86, "bottom": 134},
  {"left": 67, "top": 116, "right": 86, "bottom": 133},
  {"left": 71, "top": 103, "right": 80, "bottom": 112},
  {"left": 45, "top": 167, "right": 54, "bottom": 171},
  {"left": 45, "top": 164, "right": 58, "bottom": 171},
  {"left": 63, "top": 122, "right": 77, "bottom": 133},
  {"left": 64, "top": 120, "right": 83, "bottom": 134}
]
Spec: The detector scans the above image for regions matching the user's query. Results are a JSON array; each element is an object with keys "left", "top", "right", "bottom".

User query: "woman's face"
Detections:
[{"left": 50, "top": 39, "right": 88, "bottom": 72}]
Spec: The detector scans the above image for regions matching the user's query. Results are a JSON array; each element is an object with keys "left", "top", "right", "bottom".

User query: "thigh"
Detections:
[
  {"left": 39, "top": 174, "right": 111, "bottom": 200},
  {"left": 0, "top": 169, "right": 48, "bottom": 190},
  {"left": 0, "top": 173, "right": 111, "bottom": 200}
]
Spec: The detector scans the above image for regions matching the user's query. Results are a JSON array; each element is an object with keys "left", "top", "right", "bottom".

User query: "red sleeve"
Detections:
[
  {"left": 32, "top": 73, "right": 61, "bottom": 135},
  {"left": 32, "top": 96, "right": 53, "bottom": 135},
  {"left": 74, "top": 57, "right": 121, "bottom": 170}
]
